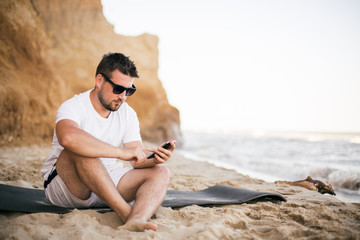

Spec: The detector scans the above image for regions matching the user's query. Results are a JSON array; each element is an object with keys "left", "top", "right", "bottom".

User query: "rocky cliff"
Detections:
[{"left": 0, "top": 0, "right": 182, "bottom": 146}]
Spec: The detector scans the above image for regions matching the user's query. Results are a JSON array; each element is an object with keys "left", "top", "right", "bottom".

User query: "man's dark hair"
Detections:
[{"left": 95, "top": 53, "right": 139, "bottom": 78}]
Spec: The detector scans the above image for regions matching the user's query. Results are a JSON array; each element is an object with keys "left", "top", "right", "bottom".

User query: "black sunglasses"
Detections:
[{"left": 100, "top": 73, "right": 136, "bottom": 96}]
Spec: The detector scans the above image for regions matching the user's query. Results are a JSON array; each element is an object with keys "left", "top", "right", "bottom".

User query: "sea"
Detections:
[{"left": 177, "top": 130, "right": 360, "bottom": 203}]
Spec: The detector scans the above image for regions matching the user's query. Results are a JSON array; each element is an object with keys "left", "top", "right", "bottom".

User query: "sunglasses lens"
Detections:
[
  {"left": 113, "top": 86, "right": 136, "bottom": 96},
  {"left": 126, "top": 88, "right": 136, "bottom": 96},
  {"left": 113, "top": 86, "right": 126, "bottom": 95}
]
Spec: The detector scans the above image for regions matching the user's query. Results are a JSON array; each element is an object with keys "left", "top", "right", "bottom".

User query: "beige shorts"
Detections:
[{"left": 44, "top": 164, "right": 132, "bottom": 208}]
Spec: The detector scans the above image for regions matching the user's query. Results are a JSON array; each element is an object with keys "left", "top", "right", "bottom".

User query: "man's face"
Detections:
[{"left": 97, "top": 70, "right": 134, "bottom": 112}]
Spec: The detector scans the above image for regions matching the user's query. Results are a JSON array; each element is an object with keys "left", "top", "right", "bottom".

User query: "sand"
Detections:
[{"left": 0, "top": 145, "right": 359, "bottom": 240}]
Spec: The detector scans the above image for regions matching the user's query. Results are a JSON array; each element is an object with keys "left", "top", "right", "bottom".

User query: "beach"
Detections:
[{"left": 0, "top": 145, "right": 359, "bottom": 239}]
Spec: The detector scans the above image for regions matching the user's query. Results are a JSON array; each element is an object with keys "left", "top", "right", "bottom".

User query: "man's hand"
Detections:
[
  {"left": 152, "top": 140, "right": 176, "bottom": 164},
  {"left": 118, "top": 146, "right": 154, "bottom": 168},
  {"left": 122, "top": 140, "right": 176, "bottom": 168}
]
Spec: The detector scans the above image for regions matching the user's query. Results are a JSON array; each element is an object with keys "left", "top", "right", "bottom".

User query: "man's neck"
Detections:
[{"left": 90, "top": 89, "right": 111, "bottom": 118}]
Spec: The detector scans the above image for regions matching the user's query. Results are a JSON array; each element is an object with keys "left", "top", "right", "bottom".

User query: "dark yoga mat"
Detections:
[
  {"left": 162, "top": 184, "right": 286, "bottom": 207},
  {"left": 0, "top": 184, "right": 286, "bottom": 214}
]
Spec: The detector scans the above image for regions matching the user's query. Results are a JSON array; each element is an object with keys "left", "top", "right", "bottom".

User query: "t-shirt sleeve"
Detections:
[
  {"left": 123, "top": 106, "right": 142, "bottom": 143},
  {"left": 56, "top": 97, "right": 82, "bottom": 125}
]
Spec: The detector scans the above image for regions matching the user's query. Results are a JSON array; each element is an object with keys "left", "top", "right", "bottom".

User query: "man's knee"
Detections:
[
  {"left": 57, "top": 149, "right": 75, "bottom": 170},
  {"left": 58, "top": 149, "right": 83, "bottom": 165},
  {"left": 153, "top": 165, "right": 170, "bottom": 182},
  {"left": 59, "top": 149, "right": 99, "bottom": 168}
]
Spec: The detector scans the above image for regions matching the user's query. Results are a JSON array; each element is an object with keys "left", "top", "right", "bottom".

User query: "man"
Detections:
[{"left": 41, "top": 53, "right": 176, "bottom": 231}]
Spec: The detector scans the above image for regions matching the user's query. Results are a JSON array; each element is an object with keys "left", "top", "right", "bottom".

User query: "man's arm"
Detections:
[
  {"left": 56, "top": 119, "right": 148, "bottom": 165},
  {"left": 124, "top": 141, "right": 176, "bottom": 169}
]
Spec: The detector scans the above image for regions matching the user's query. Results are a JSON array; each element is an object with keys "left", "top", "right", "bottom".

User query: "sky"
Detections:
[{"left": 101, "top": 0, "right": 360, "bottom": 133}]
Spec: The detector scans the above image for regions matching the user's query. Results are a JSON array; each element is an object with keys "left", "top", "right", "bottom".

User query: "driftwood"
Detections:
[{"left": 275, "top": 176, "right": 336, "bottom": 195}]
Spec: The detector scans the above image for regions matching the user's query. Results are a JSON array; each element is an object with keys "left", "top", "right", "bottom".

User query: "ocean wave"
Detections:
[{"left": 328, "top": 171, "right": 360, "bottom": 190}]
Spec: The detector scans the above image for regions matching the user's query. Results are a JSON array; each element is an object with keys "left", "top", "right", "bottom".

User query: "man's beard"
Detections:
[{"left": 98, "top": 89, "right": 121, "bottom": 112}]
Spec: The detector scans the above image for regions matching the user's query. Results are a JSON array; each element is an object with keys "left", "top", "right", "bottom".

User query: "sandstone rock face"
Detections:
[{"left": 0, "top": 0, "right": 182, "bottom": 146}]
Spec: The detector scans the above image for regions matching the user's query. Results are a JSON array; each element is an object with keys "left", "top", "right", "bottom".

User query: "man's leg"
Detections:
[
  {"left": 56, "top": 149, "right": 132, "bottom": 222},
  {"left": 116, "top": 165, "right": 170, "bottom": 231}
]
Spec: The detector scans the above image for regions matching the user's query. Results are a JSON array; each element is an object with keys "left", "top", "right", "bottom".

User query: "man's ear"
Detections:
[{"left": 95, "top": 74, "right": 103, "bottom": 89}]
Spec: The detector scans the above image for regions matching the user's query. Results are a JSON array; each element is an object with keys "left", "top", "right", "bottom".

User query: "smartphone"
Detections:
[{"left": 147, "top": 141, "right": 171, "bottom": 159}]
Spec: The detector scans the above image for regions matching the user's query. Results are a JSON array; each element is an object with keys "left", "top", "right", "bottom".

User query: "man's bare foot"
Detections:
[{"left": 121, "top": 220, "right": 158, "bottom": 232}]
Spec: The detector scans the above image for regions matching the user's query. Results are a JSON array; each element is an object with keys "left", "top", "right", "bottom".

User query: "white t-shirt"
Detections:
[{"left": 41, "top": 90, "right": 141, "bottom": 179}]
